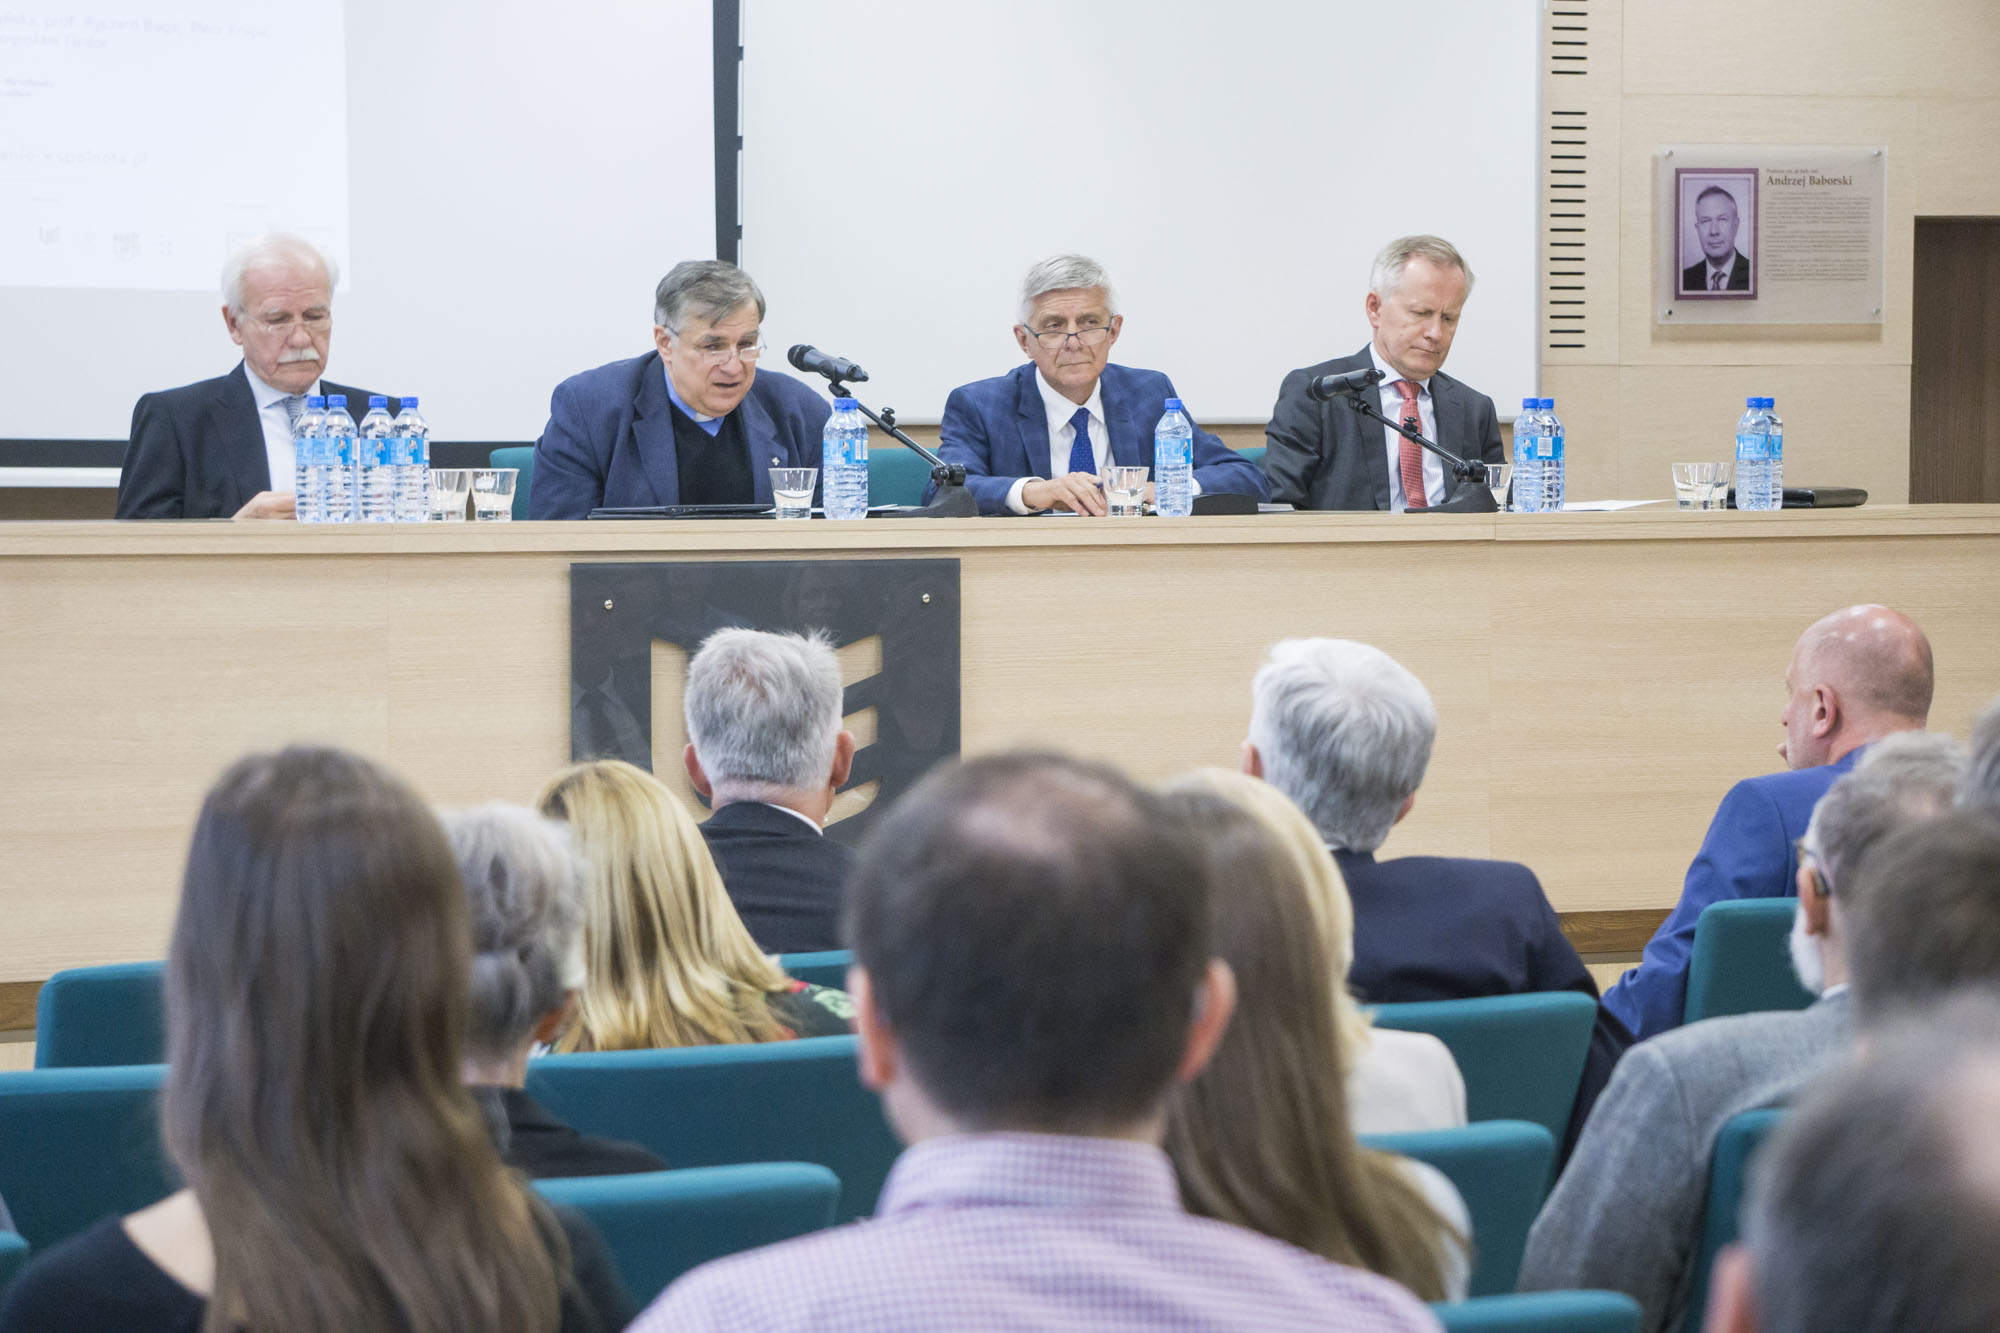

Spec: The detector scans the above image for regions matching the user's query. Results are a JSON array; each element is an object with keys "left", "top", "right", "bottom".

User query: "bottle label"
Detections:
[
  {"left": 1736, "top": 430, "right": 1767, "bottom": 462},
  {"left": 1547, "top": 432, "right": 1564, "bottom": 462},
  {"left": 327, "top": 433, "right": 355, "bottom": 467},
  {"left": 1767, "top": 428, "right": 1783, "bottom": 459},
  {"left": 359, "top": 436, "right": 393, "bottom": 468}
]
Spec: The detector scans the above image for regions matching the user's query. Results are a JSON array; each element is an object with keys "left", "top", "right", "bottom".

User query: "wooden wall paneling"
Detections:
[{"left": 1910, "top": 219, "right": 2000, "bottom": 503}]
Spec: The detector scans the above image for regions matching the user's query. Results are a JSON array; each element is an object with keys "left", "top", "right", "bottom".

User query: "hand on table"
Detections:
[
  {"left": 1022, "top": 472, "right": 1107, "bottom": 516},
  {"left": 232, "top": 492, "right": 297, "bottom": 521}
]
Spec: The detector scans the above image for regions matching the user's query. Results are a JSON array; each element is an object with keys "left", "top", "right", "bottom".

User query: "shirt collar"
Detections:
[
  {"left": 662, "top": 362, "right": 722, "bottom": 425},
  {"left": 242, "top": 362, "right": 320, "bottom": 408},
  {"left": 1369, "top": 344, "right": 1431, "bottom": 395},
  {"left": 878, "top": 1132, "right": 1182, "bottom": 1218},
  {"left": 1033, "top": 369, "right": 1105, "bottom": 444},
  {"left": 754, "top": 801, "right": 824, "bottom": 834},
  {"left": 1706, "top": 253, "right": 1736, "bottom": 276}
]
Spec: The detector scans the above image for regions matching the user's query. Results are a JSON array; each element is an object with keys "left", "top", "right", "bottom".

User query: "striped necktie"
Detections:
[{"left": 1394, "top": 379, "right": 1427, "bottom": 509}]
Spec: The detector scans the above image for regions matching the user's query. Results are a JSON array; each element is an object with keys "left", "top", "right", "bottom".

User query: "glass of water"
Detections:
[
  {"left": 770, "top": 467, "right": 817, "bottom": 520},
  {"left": 429, "top": 469, "right": 472, "bottom": 521},
  {"left": 1704, "top": 460, "right": 1735, "bottom": 510},
  {"left": 1100, "top": 466, "right": 1149, "bottom": 516},
  {"left": 1671, "top": 462, "right": 1719, "bottom": 510},
  {"left": 470, "top": 468, "right": 518, "bottom": 521},
  {"left": 1484, "top": 462, "right": 1513, "bottom": 511}
]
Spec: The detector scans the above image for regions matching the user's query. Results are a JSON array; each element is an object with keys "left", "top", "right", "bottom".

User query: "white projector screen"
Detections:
[
  {"left": 0, "top": 0, "right": 715, "bottom": 442},
  {"left": 740, "top": 0, "right": 1540, "bottom": 423}
]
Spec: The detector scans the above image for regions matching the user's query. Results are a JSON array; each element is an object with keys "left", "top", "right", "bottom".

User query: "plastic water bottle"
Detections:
[
  {"left": 1153, "top": 398, "right": 1194, "bottom": 517},
  {"left": 1736, "top": 396, "right": 1778, "bottom": 510},
  {"left": 357, "top": 396, "right": 396, "bottom": 522},
  {"left": 323, "top": 394, "right": 358, "bottom": 522},
  {"left": 1512, "top": 397, "right": 1544, "bottom": 512},
  {"left": 391, "top": 396, "right": 430, "bottom": 522},
  {"left": 1540, "top": 397, "right": 1566, "bottom": 510},
  {"left": 821, "top": 398, "right": 870, "bottom": 520},
  {"left": 1760, "top": 396, "right": 1784, "bottom": 506},
  {"left": 292, "top": 395, "right": 327, "bottom": 523}
]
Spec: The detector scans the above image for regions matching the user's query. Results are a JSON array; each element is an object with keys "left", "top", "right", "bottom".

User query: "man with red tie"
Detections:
[{"left": 1261, "top": 235, "right": 1504, "bottom": 511}]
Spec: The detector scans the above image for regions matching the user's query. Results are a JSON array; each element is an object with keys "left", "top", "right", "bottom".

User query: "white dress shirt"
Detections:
[
  {"left": 1370, "top": 345, "right": 1444, "bottom": 510},
  {"left": 1006, "top": 372, "right": 1109, "bottom": 514},
  {"left": 242, "top": 364, "right": 321, "bottom": 495}
]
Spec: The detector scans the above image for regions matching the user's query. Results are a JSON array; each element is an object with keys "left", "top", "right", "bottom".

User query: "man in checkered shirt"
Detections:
[{"left": 634, "top": 751, "right": 1441, "bottom": 1332}]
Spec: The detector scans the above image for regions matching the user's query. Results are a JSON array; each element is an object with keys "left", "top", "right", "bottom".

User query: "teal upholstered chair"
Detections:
[
  {"left": 1684, "top": 1107, "right": 1784, "bottom": 1332},
  {"left": 1683, "top": 898, "right": 1814, "bottom": 1025},
  {"left": 534, "top": 1163, "right": 838, "bottom": 1307},
  {"left": 868, "top": 447, "right": 934, "bottom": 506},
  {"left": 489, "top": 445, "right": 536, "bottom": 519},
  {"left": 0, "top": 1232, "right": 31, "bottom": 1298},
  {"left": 1371, "top": 992, "right": 1598, "bottom": 1143},
  {"left": 0, "top": 1064, "right": 176, "bottom": 1251},
  {"left": 1433, "top": 1290, "right": 1643, "bottom": 1332},
  {"left": 1236, "top": 444, "right": 1266, "bottom": 464},
  {"left": 527, "top": 1035, "right": 897, "bottom": 1222},
  {"left": 775, "top": 949, "right": 852, "bottom": 992},
  {"left": 34, "top": 961, "right": 166, "bottom": 1068},
  {"left": 1364, "top": 1120, "right": 1556, "bottom": 1297}
]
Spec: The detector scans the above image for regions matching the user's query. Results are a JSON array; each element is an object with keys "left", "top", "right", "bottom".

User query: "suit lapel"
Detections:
[
  {"left": 736, "top": 389, "right": 779, "bottom": 504},
  {"left": 632, "top": 360, "right": 681, "bottom": 507},
  {"left": 1098, "top": 365, "right": 1144, "bottom": 468},
  {"left": 216, "top": 364, "right": 274, "bottom": 504},
  {"left": 1350, "top": 346, "right": 1393, "bottom": 509},
  {"left": 1012, "top": 365, "right": 1054, "bottom": 478}
]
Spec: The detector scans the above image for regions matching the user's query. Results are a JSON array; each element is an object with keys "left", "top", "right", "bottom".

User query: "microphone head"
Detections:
[{"left": 786, "top": 344, "right": 815, "bottom": 372}]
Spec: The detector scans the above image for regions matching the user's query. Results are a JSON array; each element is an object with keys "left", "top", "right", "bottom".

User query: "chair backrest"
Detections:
[
  {"left": 775, "top": 949, "right": 852, "bottom": 992},
  {"left": 0, "top": 1232, "right": 31, "bottom": 1300},
  {"left": 867, "top": 447, "right": 934, "bottom": 507},
  {"left": 34, "top": 961, "right": 167, "bottom": 1069},
  {"left": 534, "top": 1163, "right": 838, "bottom": 1308},
  {"left": 1685, "top": 1107, "right": 1785, "bottom": 1333},
  {"left": 1371, "top": 992, "right": 1598, "bottom": 1141},
  {"left": 0, "top": 1065, "right": 176, "bottom": 1251},
  {"left": 1363, "top": 1120, "right": 1556, "bottom": 1298},
  {"left": 1237, "top": 444, "right": 1266, "bottom": 464},
  {"left": 526, "top": 1035, "right": 898, "bottom": 1223},
  {"left": 1432, "top": 1290, "right": 1643, "bottom": 1333},
  {"left": 1683, "top": 898, "right": 1814, "bottom": 1025},
  {"left": 489, "top": 445, "right": 537, "bottom": 519}
]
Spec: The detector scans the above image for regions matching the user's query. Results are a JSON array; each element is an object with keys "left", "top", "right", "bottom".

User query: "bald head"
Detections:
[{"left": 1779, "top": 604, "right": 1932, "bottom": 769}]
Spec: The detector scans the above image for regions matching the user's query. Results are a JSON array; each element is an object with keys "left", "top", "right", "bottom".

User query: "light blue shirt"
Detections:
[{"left": 663, "top": 364, "right": 725, "bottom": 437}]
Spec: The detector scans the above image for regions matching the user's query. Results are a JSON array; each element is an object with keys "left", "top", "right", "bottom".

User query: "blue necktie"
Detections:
[{"left": 1065, "top": 406, "right": 1094, "bottom": 477}]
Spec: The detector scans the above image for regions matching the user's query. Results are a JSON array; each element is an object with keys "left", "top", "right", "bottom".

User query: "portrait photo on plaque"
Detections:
[{"left": 1674, "top": 168, "right": 1757, "bottom": 299}]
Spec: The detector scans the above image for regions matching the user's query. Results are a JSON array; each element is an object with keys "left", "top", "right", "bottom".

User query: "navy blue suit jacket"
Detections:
[
  {"left": 1336, "top": 848, "right": 1633, "bottom": 1156},
  {"left": 930, "top": 362, "right": 1267, "bottom": 514},
  {"left": 117, "top": 363, "right": 389, "bottom": 519},
  {"left": 699, "top": 801, "right": 853, "bottom": 955},
  {"left": 529, "top": 353, "right": 831, "bottom": 519}
]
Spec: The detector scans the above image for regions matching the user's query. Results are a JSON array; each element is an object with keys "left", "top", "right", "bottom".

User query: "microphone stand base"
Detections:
[{"left": 879, "top": 483, "right": 980, "bottom": 519}]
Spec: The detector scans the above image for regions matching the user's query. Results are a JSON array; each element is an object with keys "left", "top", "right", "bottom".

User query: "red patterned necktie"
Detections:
[{"left": 1394, "top": 379, "right": 1426, "bottom": 509}]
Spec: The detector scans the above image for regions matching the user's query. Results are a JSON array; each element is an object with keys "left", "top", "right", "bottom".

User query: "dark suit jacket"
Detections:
[
  {"left": 1681, "top": 250, "right": 1750, "bottom": 292},
  {"left": 476, "top": 1085, "right": 666, "bottom": 1179},
  {"left": 1335, "top": 848, "right": 1634, "bottom": 1157},
  {"left": 699, "top": 801, "right": 853, "bottom": 954},
  {"left": 529, "top": 352, "right": 831, "bottom": 519},
  {"left": 117, "top": 363, "right": 388, "bottom": 519},
  {"left": 931, "top": 362, "right": 1268, "bottom": 514},
  {"left": 1261, "top": 346, "right": 1503, "bottom": 511}
]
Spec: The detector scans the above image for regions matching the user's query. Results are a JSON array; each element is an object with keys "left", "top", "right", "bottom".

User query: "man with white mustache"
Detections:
[{"left": 117, "top": 233, "right": 390, "bottom": 520}]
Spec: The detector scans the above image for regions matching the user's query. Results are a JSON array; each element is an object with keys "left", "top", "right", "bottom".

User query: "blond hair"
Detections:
[{"left": 535, "top": 759, "right": 793, "bottom": 1050}]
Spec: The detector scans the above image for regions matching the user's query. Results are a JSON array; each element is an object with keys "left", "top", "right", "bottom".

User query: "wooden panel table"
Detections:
[{"left": 4, "top": 507, "right": 1998, "bottom": 1012}]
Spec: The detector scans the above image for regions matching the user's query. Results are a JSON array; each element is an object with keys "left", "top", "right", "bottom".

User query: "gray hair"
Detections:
[
  {"left": 685, "top": 628, "right": 843, "bottom": 796},
  {"left": 439, "top": 803, "right": 586, "bottom": 1062},
  {"left": 1017, "top": 254, "right": 1119, "bottom": 326},
  {"left": 1247, "top": 638, "right": 1436, "bottom": 853},
  {"left": 1368, "top": 235, "right": 1475, "bottom": 299},
  {"left": 653, "top": 259, "right": 766, "bottom": 332},
  {"left": 1961, "top": 695, "right": 2000, "bottom": 813},
  {"left": 1803, "top": 731, "right": 1967, "bottom": 891},
  {"left": 220, "top": 233, "right": 337, "bottom": 313},
  {"left": 1846, "top": 809, "right": 2000, "bottom": 1029},
  {"left": 1743, "top": 992, "right": 2000, "bottom": 1333}
]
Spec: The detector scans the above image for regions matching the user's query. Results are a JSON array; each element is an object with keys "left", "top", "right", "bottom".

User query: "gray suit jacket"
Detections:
[
  {"left": 1260, "top": 345, "right": 1503, "bottom": 511},
  {"left": 1518, "top": 991, "right": 1854, "bottom": 1333}
]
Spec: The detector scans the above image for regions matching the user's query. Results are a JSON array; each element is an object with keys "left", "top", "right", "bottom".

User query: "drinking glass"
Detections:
[
  {"left": 1671, "top": 462, "right": 1714, "bottom": 510},
  {"left": 470, "top": 468, "right": 518, "bottom": 521},
  {"left": 770, "top": 467, "right": 818, "bottom": 520},
  {"left": 1100, "top": 465, "right": 1149, "bottom": 516},
  {"left": 1484, "top": 462, "right": 1513, "bottom": 511},
  {"left": 1704, "top": 460, "right": 1735, "bottom": 510},
  {"left": 428, "top": 468, "right": 472, "bottom": 521}
]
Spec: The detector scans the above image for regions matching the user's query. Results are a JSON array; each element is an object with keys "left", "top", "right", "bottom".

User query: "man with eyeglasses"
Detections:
[
  {"left": 530, "top": 260, "right": 829, "bottom": 519},
  {"left": 117, "top": 233, "right": 391, "bottom": 520},
  {"left": 930, "top": 254, "right": 1266, "bottom": 515}
]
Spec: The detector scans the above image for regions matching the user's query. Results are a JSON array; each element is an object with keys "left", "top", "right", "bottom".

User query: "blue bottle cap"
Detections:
[
  {"left": 1747, "top": 396, "right": 1760, "bottom": 407},
  {"left": 1164, "top": 398, "right": 1183, "bottom": 411},
  {"left": 1757, "top": 397, "right": 1774, "bottom": 410},
  {"left": 1540, "top": 398, "right": 1555, "bottom": 410},
  {"left": 834, "top": 396, "right": 858, "bottom": 410},
  {"left": 306, "top": 395, "right": 325, "bottom": 408},
  {"left": 401, "top": 395, "right": 419, "bottom": 409},
  {"left": 369, "top": 395, "right": 388, "bottom": 408},
  {"left": 1521, "top": 397, "right": 1537, "bottom": 410},
  {"left": 327, "top": 395, "right": 346, "bottom": 407}
]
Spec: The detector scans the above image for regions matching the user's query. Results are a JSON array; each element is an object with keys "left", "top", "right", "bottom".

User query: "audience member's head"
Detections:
[
  {"left": 535, "top": 758, "right": 797, "bottom": 1049},
  {"left": 1843, "top": 808, "right": 2000, "bottom": 1028},
  {"left": 1788, "top": 731, "right": 1967, "bottom": 994},
  {"left": 1157, "top": 768, "right": 1460, "bottom": 1301},
  {"left": 163, "top": 746, "right": 561, "bottom": 1330},
  {"left": 439, "top": 803, "right": 587, "bottom": 1081},
  {"left": 1244, "top": 637, "right": 1436, "bottom": 852},
  {"left": 1706, "top": 992, "right": 2000, "bottom": 1333},
  {"left": 1961, "top": 694, "right": 2000, "bottom": 813},
  {"left": 843, "top": 751, "right": 1233, "bottom": 1141},
  {"left": 1779, "top": 604, "right": 1932, "bottom": 770},
  {"left": 682, "top": 628, "right": 854, "bottom": 823}
]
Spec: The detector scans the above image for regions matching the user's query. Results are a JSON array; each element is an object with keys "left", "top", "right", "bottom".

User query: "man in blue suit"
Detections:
[
  {"left": 930, "top": 254, "right": 1266, "bottom": 515},
  {"left": 1242, "top": 636, "right": 1632, "bottom": 1153},
  {"left": 1602, "top": 604, "right": 1934, "bottom": 1041},
  {"left": 531, "top": 260, "right": 829, "bottom": 519}
]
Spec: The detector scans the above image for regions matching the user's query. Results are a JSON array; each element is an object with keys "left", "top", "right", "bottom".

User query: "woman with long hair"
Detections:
[
  {"left": 536, "top": 758, "right": 850, "bottom": 1051},
  {"left": 1160, "top": 768, "right": 1470, "bottom": 1303},
  {"left": 0, "top": 747, "right": 630, "bottom": 1332}
]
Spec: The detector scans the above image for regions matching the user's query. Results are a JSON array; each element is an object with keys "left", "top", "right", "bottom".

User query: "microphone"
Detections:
[
  {"left": 787, "top": 345, "right": 870, "bottom": 384},
  {"left": 1306, "top": 367, "right": 1384, "bottom": 401}
]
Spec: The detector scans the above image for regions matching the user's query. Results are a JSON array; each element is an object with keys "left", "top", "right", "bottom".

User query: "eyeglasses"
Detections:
[
  {"left": 1794, "top": 837, "right": 1832, "bottom": 896},
  {"left": 1024, "top": 325, "right": 1113, "bottom": 350},
  {"left": 680, "top": 338, "right": 767, "bottom": 366},
  {"left": 246, "top": 313, "right": 331, "bottom": 336}
]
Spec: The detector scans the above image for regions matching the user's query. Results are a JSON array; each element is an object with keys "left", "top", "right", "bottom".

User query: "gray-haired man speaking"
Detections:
[{"left": 684, "top": 628, "right": 856, "bottom": 953}]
